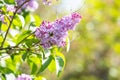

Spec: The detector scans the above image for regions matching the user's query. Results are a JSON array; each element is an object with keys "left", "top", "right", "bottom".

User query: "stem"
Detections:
[
  {"left": 14, "top": 31, "right": 35, "bottom": 47},
  {"left": 0, "top": 47, "right": 11, "bottom": 50},
  {"left": 0, "top": 0, "right": 30, "bottom": 48},
  {"left": 0, "top": 31, "right": 36, "bottom": 50},
  {"left": 74, "top": 0, "right": 86, "bottom": 13}
]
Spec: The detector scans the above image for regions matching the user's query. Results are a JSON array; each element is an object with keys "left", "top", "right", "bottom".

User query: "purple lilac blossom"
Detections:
[
  {"left": 0, "top": 5, "right": 16, "bottom": 24},
  {"left": 16, "top": 0, "right": 39, "bottom": 11},
  {"left": 0, "top": 14, "right": 4, "bottom": 23},
  {"left": 27, "top": 0, "right": 39, "bottom": 11},
  {"left": 6, "top": 5, "right": 16, "bottom": 12},
  {"left": 42, "top": 0, "right": 52, "bottom": 5},
  {"left": 35, "top": 13, "right": 82, "bottom": 49},
  {"left": 16, "top": 74, "right": 32, "bottom": 80},
  {"left": 42, "top": 0, "right": 58, "bottom": 5}
]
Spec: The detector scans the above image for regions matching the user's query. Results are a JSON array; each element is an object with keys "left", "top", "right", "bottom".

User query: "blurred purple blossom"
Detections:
[
  {"left": 6, "top": 5, "right": 16, "bottom": 12},
  {"left": 35, "top": 13, "right": 82, "bottom": 49},
  {"left": 0, "top": 5, "right": 16, "bottom": 24},
  {"left": 16, "top": 0, "right": 39, "bottom": 12},
  {"left": 0, "top": 14, "right": 4, "bottom": 23},
  {"left": 16, "top": 74, "right": 32, "bottom": 80},
  {"left": 42, "top": 0, "right": 58, "bottom": 5},
  {"left": 27, "top": 0, "right": 39, "bottom": 11},
  {"left": 42, "top": 0, "right": 52, "bottom": 5}
]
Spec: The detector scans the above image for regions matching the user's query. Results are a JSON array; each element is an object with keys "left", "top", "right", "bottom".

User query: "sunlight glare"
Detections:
[{"left": 58, "top": 0, "right": 84, "bottom": 13}]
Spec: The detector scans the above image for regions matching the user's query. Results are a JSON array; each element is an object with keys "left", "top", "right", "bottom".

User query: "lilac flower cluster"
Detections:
[
  {"left": 0, "top": 4, "right": 16, "bottom": 24},
  {"left": 16, "top": 74, "right": 32, "bottom": 80},
  {"left": 42, "top": 0, "right": 52, "bottom": 5},
  {"left": 35, "top": 13, "right": 82, "bottom": 49},
  {"left": 6, "top": 5, "right": 16, "bottom": 12},
  {"left": 0, "top": 0, "right": 39, "bottom": 23},
  {"left": 42, "top": 0, "right": 58, "bottom": 5},
  {"left": 0, "top": 14, "right": 5, "bottom": 23},
  {"left": 16, "top": 0, "right": 39, "bottom": 12}
]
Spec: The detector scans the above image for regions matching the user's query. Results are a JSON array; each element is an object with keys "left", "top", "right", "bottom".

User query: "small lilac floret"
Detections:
[
  {"left": 16, "top": 74, "right": 32, "bottom": 80},
  {"left": 16, "top": 0, "right": 39, "bottom": 11}
]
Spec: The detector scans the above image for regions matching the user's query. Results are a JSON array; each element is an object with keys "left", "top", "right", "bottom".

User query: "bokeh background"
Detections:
[{"left": 36, "top": 0, "right": 120, "bottom": 80}]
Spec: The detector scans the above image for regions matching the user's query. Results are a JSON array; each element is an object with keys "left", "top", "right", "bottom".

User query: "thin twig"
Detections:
[
  {"left": 0, "top": 47, "right": 11, "bottom": 50},
  {"left": 0, "top": 31, "right": 37, "bottom": 51},
  {"left": 0, "top": 47, "right": 41, "bottom": 60},
  {"left": 5, "top": 15, "right": 11, "bottom": 22},
  {"left": 74, "top": 0, "right": 86, "bottom": 13},
  {"left": 0, "top": 0, "right": 30, "bottom": 48},
  {"left": 14, "top": 31, "right": 35, "bottom": 47}
]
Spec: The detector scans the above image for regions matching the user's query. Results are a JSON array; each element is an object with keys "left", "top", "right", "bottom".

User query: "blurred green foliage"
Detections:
[
  {"left": 62, "top": 0, "right": 120, "bottom": 80},
  {"left": 37, "top": 0, "right": 120, "bottom": 80},
  {"left": 0, "top": 0, "right": 120, "bottom": 80}
]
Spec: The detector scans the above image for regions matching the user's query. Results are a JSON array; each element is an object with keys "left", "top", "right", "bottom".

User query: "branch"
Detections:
[
  {"left": 0, "top": 31, "right": 36, "bottom": 50},
  {"left": 74, "top": 0, "right": 86, "bottom": 13},
  {"left": 0, "top": 46, "right": 24, "bottom": 51},
  {"left": 0, "top": 40, "right": 41, "bottom": 60},
  {"left": 0, "top": 0, "right": 30, "bottom": 48},
  {"left": 14, "top": 31, "right": 35, "bottom": 47}
]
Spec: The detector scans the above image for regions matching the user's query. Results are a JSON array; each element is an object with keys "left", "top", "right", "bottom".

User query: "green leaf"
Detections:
[
  {"left": 1, "top": 6, "right": 7, "bottom": 14},
  {"left": 35, "top": 76, "right": 46, "bottom": 80},
  {"left": 55, "top": 56, "right": 65, "bottom": 77},
  {"left": 38, "top": 55, "right": 53, "bottom": 73},
  {"left": 0, "top": 1, "right": 3, "bottom": 5},
  {"left": 25, "top": 38, "right": 39, "bottom": 47},
  {"left": 29, "top": 54, "right": 41, "bottom": 65},
  {"left": 1, "top": 23, "right": 8, "bottom": 31},
  {"left": 28, "top": 54, "right": 42, "bottom": 74},
  {"left": 33, "top": 14, "right": 41, "bottom": 26},
  {"left": 0, "top": 35, "right": 3, "bottom": 43},
  {"left": 31, "top": 62, "right": 37, "bottom": 74},
  {"left": 48, "top": 59, "right": 56, "bottom": 72},
  {"left": 24, "top": 13, "right": 31, "bottom": 24},
  {"left": 18, "top": 15, "right": 25, "bottom": 27},
  {"left": 1, "top": 74, "right": 6, "bottom": 80},
  {"left": 10, "top": 54, "right": 16, "bottom": 60},
  {"left": 28, "top": 22, "right": 36, "bottom": 29},
  {"left": 0, "top": 66, "right": 14, "bottom": 73},
  {"left": 12, "top": 14, "right": 25, "bottom": 29},
  {"left": 44, "top": 49, "right": 51, "bottom": 58},
  {"left": 15, "top": 30, "right": 31, "bottom": 44},
  {"left": 5, "top": 58, "right": 16, "bottom": 73},
  {"left": 27, "top": 59, "right": 38, "bottom": 75},
  {"left": 22, "top": 52, "right": 28, "bottom": 61},
  {"left": 4, "top": 0, "right": 15, "bottom": 4}
]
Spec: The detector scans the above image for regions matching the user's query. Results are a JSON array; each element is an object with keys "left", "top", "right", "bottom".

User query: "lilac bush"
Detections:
[{"left": 0, "top": 0, "right": 82, "bottom": 80}]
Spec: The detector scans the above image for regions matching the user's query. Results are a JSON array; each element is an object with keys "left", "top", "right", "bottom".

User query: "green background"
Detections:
[{"left": 36, "top": 0, "right": 120, "bottom": 80}]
